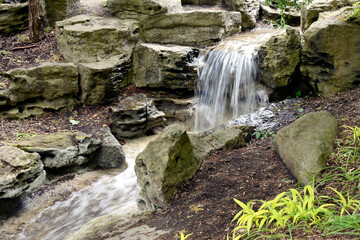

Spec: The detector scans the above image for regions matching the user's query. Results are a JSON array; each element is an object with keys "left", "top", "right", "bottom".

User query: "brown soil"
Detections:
[{"left": 0, "top": 29, "right": 359, "bottom": 240}]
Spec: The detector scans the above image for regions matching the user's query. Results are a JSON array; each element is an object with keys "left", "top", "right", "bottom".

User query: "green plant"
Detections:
[
  {"left": 230, "top": 185, "right": 334, "bottom": 239},
  {"left": 295, "top": 91, "right": 301, "bottom": 98},
  {"left": 103, "top": 0, "right": 107, "bottom": 7},
  {"left": 180, "top": 232, "right": 193, "bottom": 240},
  {"left": 252, "top": 127, "right": 276, "bottom": 140},
  {"left": 342, "top": 1, "right": 360, "bottom": 22},
  {"left": 343, "top": 125, "right": 360, "bottom": 145},
  {"left": 264, "top": 0, "right": 312, "bottom": 26},
  {"left": 322, "top": 213, "right": 360, "bottom": 236},
  {"left": 328, "top": 187, "right": 360, "bottom": 215}
]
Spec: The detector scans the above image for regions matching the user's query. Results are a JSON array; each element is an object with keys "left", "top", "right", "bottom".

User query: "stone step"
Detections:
[{"left": 142, "top": 10, "right": 242, "bottom": 47}]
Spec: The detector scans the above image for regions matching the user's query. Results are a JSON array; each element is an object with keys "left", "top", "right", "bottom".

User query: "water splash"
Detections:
[
  {"left": 13, "top": 135, "right": 157, "bottom": 240},
  {"left": 194, "top": 40, "right": 268, "bottom": 131}
]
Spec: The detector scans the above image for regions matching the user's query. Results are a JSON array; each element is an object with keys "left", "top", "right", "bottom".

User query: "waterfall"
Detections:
[{"left": 194, "top": 40, "right": 268, "bottom": 131}]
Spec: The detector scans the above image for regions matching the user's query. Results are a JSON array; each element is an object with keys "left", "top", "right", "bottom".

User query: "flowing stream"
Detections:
[
  {"left": 194, "top": 30, "right": 278, "bottom": 131},
  {"left": 2, "top": 135, "right": 157, "bottom": 240}
]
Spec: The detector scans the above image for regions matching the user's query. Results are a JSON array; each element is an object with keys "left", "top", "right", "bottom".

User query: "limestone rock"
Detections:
[
  {"left": 110, "top": 94, "right": 166, "bottom": 139},
  {"left": 0, "top": 63, "right": 78, "bottom": 118},
  {"left": 0, "top": 3, "right": 28, "bottom": 33},
  {"left": 108, "top": 0, "right": 183, "bottom": 20},
  {"left": 135, "top": 124, "right": 200, "bottom": 210},
  {"left": 142, "top": 10, "right": 242, "bottom": 47},
  {"left": 276, "top": 111, "right": 338, "bottom": 185},
  {"left": 133, "top": 43, "right": 199, "bottom": 91},
  {"left": 56, "top": 15, "right": 140, "bottom": 64},
  {"left": 261, "top": 3, "right": 301, "bottom": 26},
  {"left": 301, "top": 0, "right": 357, "bottom": 31},
  {"left": 226, "top": 0, "right": 260, "bottom": 28},
  {"left": 258, "top": 28, "right": 301, "bottom": 98},
  {"left": 5, "top": 132, "right": 101, "bottom": 169},
  {"left": 78, "top": 55, "right": 132, "bottom": 105},
  {"left": 65, "top": 214, "right": 168, "bottom": 240},
  {"left": 203, "top": 125, "right": 246, "bottom": 150},
  {"left": 0, "top": 146, "right": 46, "bottom": 199},
  {"left": 45, "top": 0, "right": 79, "bottom": 27},
  {"left": 301, "top": 19, "right": 360, "bottom": 97},
  {"left": 154, "top": 98, "right": 195, "bottom": 123},
  {"left": 182, "top": 0, "right": 220, "bottom": 4},
  {"left": 95, "top": 127, "right": 126, "bottom": 169}
]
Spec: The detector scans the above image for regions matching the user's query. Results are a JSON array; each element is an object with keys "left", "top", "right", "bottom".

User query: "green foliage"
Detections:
[
  {"left": 295, "top": 91, "right": 301, "bottom": 98},
  {"left": 103, "top": 0, "right": 108, "bottom": 7},
  {"left": 342, "top": 1, "right": 360, "bottom": 22},
  {"left": 264, "top": 0, "right": 312, "bottom": 26},
  {"left": 180, "top": 232, "right": 193, "bottom": 240},
  {"left": 230, "top": 185, "right": 334, "bottom": 239},
  {"left": 322, "top": 213, "right": 360, "bottom": 236},
  {"left": 252, "top": 127, "right": 276, "bottom": 140}
]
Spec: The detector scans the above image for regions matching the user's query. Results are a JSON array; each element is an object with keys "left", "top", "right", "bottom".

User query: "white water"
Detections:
[
  {"left": 194, "top": 35, "right": 271, "bottom": 131},
  {"left": 11, "top": 135, "right": 157, "bottom": 240}
]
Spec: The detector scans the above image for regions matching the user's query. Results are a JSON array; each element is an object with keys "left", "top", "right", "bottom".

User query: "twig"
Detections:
[{"left": 10, "top": 44, "right": 39, "bottom": 51}]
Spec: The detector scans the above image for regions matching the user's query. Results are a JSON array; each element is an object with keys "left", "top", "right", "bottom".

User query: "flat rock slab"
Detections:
[
  {"left": 56, "top": 15, "right": 140, "bottom": 63},
  {"left": 4, "top": 132, "right": 101, "bottom": 169},
  {"left": 276, "top": 111, "right": 338, "bottom": 185},
  {"left": 142, "top": 10, "right": 242, "bottom": 46},
  {"left": 0, "top": 146, "right": 46, "bottom": 199},
  {"left": 133, "top": 43, "right": 199, "bottom": 91}
]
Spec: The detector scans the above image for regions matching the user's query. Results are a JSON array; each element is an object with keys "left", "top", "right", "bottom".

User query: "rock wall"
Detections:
[{"left": 0, "top": 3, "right": 28, "bottom": 33}]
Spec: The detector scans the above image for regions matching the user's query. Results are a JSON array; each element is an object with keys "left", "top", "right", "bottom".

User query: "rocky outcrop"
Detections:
[
  {"left": 301, "top": 18, "right": 360, "bottom": 98},
  {"left": 182, "top": 0, "right": 220, "bottom": 4},
  {"left": 142, "top": 10, "right": 242, "bottom": 47},
  {"left": 261, "top": 3, "right": 301, "bottom": 26},
  {"left": 0, "top": 63, "right": 79, "bottom": 119},
  {"left": 135, "top": 124, "right": 200, "bottom": 210},
  {"left": 0, "top": 3, "right": 28, "bottom": 33},
  {"left": 276, "top": 111, "right": 338, "bottom": 185},
  {"left": 45, "top": 0, "right": 79, "bottom": 27},
  {"left": 95, "top": 127, "right": 126, "bottom": 169},
  {"left": 56, "top": 15, "right": 140, "bottom": 64},
  {"left": 0, "top": 146, "right": 46, "bottom": 199},
  {"left": 110, "top": 94, "right": 165, "bottom": 138},
  {"left": 258, "top": 28, "right": 301, "bottom": 98},
  {"left": 78, "top": 56, "right": 132, "bottom": 105},
  {"left": 6, "top": 132, "right": 101, "bottom": 169},
  {"left": 154, "top": 98, "right": 195, "bottom": 123},
  {"left": 133, "top": 43, "right": 199, "bottom": 92},
  {"left": 108, "top": 0, "right": 183, "bottom": 20},
  {"left": 301, "top": 0, "right": 357, "bottom": 31},
  {"left": 226, "top": 0, "right": 260, "bottom": 28}
]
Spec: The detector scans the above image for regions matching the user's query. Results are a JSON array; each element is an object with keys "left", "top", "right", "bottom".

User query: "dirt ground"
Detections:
[{"left": 1, "top": 27, "right": 359, "bottom": 239}]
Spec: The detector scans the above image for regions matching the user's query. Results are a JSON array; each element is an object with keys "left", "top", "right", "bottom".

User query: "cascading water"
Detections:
[{"left": 194, "top": 39, "right": 269, "bottom": 131}]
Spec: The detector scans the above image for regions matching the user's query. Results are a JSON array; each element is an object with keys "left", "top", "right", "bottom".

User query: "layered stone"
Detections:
[
  {"left": 0, "top": 3, "right": 28, "bottom": 33},
  {"left": 0, "top": 63, "right": 79, "bottom": 119},
  {"left": 225, "top": 0, "right": 260, "bottom": 28},
  {"left": 133, "top": 43, "right": 199, "bottom": 91},
  {"left": 142, "top": 10, "right": 242, "bottom": 47},
  {"left": 301, "top": 19, "right": 360, "bottom": 97}
]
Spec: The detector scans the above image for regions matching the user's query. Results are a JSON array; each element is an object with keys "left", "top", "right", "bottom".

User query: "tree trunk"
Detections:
[{"left": 29, "top": 0, "right": 45, "bottom": 42}]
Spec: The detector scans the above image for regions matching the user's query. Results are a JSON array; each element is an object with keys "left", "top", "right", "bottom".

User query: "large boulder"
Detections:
[
  {"left": 108, "top": 0, "right": 183, "bottom": 20},
  {"left": 110, "top": 94, "right": 166, "bottom": 139},
  {"left": 0, "top": 146, "right": 46, "bottom": 199},
  {"left": 301, "top": 0, "right": 357, "bottom": 31},
  {"left": 56, "top": 15, "right": 140, "bottom": 64},
  {"left": 142, "top": 10, "right": 242, "bottom": 47},
  {"left": 0, "top": 3, "right": 28, "bottom": 33},
  {"left": 135, "top": 124, "right": 200, "bottom": 210},
  {"left": 276, "top": 111, "right": 338, "bottom": 185},
  {"left": 5, "top": 132, "right": 101, "bottom": 169},
  {"left": 45, "top": 0, "right": 79, "bottom": 27},
  {"left": 182, "top": 0, "right": 220, "bottom": 4},
  {"left": 301, "top": 18, "right": 360, "bottom": 97},
  {"left": 258, "top": 28, "right": 301, "bottom": 98},
  {"left": 133, "top": 43, "right": 199, "bottom": 92},
  {"left": 225, "top": 0, "right": 260, "bottom": 28},
  {"left": 0, "top": 63, "right": 79, "bottom": 118},
  {"left": 78, "top": 56, "right": 132, "bottom": 105},
  {"left": 95, "top": 127, "right": 126, "bottom": 169}
]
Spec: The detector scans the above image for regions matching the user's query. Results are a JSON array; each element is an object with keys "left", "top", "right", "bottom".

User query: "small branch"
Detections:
[{"left": 10, "top": 44, "right": 39, "bottom": 51}]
